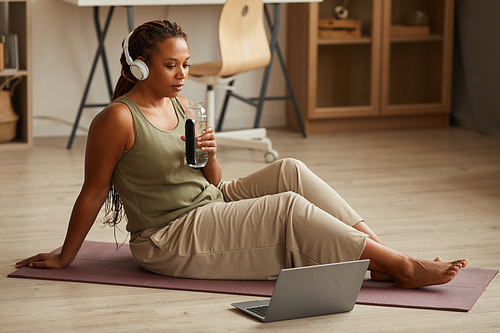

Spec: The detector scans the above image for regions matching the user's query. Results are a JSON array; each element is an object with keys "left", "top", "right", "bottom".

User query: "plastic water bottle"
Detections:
[{"left": 185, "top": 100, "right": 208, "bottom": 168}]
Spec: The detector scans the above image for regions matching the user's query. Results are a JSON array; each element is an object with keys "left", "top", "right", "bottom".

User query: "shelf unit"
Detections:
[
  {"left": 286, "top": 0, "right": 455, "bottom": 133},
  {"left": 0, "top": 0, "right": 32, "bottom": 150}
]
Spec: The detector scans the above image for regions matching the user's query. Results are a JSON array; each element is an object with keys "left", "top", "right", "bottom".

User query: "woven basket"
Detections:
[{"left": 0, "top": 75, "right": 22, "bottom": 143}]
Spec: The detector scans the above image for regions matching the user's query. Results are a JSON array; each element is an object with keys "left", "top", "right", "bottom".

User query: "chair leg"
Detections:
[
  {"left": 205, "top": 85, "right": 216, "bottom": 128},
  {"left": 217, "top": 80, "right": 235, "bottom": 132},
  {"left": 210, "top": 80, "right": 279, "bottom": 163}
]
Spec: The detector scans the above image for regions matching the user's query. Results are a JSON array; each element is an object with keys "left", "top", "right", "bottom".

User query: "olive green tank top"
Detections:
[{"left": 111, "top": 96, "right": 224, "bottom": 240}]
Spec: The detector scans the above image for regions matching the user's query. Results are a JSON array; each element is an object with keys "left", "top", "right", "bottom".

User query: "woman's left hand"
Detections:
[
  {"left": 198, "top": 126, "right": 217, "bottom": 159},
  {"left": 181, "top": 126, "right": 222, "bottom": 185},
  {"left": 199, "top": 127, "right": 222, "bottom": 185},
  {"left": 180, "top": 126, "right": 217, "bottom": 158}
]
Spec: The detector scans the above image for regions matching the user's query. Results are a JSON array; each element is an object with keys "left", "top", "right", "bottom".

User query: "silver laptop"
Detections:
[{"left": 231, "top": 259, "right": 369, "bottom": 322}]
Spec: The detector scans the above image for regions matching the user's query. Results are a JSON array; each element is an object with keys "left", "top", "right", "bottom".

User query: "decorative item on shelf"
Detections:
[
  {"left": 334, "top": 0, "right": 350, "bottom": 19},
  {"left": 318, "top": 0, "right": 360, "bottom": 38},
  {"left": 0, "top": 75, "right": 22, "bottom": 143},
  {"left": 407, "top": 10, "right": 429, "bottom": 26},
  {"left": 391, "top": 10, "right": 430, "bottom": 36},
  {"left": 318, "top": 18, "right": 361, "bottom": 38}
]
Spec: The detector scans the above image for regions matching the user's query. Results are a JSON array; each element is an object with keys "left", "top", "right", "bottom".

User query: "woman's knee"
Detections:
[
  {"left": 276, "top": 158, "right": 311, "bottom": 192},
  {"left": 278, "top": 158, "right": 309, "bottom": 180},
  {"left": 277, "top": 191, "right": 313, "bottom": 215},
  {"left": 279, "top": 158, "right": 307, "bottom": 172}
]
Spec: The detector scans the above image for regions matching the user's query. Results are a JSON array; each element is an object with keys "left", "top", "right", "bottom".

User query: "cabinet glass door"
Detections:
[
  {"left": 382, "top": 0, "right": 453, "bottom": 115},
  {"left": 314, "top": 0, "right": 382, "bottom": 117}
]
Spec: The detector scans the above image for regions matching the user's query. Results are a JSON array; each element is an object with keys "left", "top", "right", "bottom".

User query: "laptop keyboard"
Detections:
[{"left": 246, "top": 305, "right": 268, "bottom": 317}]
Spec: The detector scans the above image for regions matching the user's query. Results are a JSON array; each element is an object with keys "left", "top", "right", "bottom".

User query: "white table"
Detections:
[
  {"left": 64, "top": 0, "right": 320, "bottom": 149},
  {"left": 61, "top": 0, "right": 319, "bottom": 6}
]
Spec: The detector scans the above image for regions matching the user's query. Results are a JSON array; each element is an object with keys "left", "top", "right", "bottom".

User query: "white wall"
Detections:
[{"left": 31, "top": 0, "right": 288, "bottom": 137}]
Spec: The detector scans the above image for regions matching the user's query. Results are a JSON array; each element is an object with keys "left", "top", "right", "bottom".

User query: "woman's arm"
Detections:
[{"left": 15, "top": 103, "right": 134, "bottom": 269}]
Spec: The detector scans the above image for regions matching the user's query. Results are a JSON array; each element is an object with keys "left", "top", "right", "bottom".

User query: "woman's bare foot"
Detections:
[
  {"left": 370, "top": 271, "right": 394, "bottom": 282},
  {"left": 370, "top": 271, "right": 393, "bottom": 281},
  {"left": 361, "top": 238, "right": 468, "bottom": 288},
  {"left": 394, "top": 257, "right": 468, "bottom": 289},
  {"left": 371, "top": 257, "right": 446, "bottom": 282}
]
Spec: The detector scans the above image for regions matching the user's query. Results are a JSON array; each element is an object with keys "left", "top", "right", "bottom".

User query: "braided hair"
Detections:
[{"left": 104, "top": 20, "right": 188, "bottom": 229}]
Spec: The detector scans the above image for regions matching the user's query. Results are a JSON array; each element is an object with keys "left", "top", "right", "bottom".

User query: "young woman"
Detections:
[{"left": 16, "top": 20, "right": 467, "bottom": 288}]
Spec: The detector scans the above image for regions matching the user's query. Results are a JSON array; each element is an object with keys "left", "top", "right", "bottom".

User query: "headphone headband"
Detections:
[
  {"left": 123, "top": 30, "right": 134, "bottom": 66},
  {"left": 122, "top": 30, "right": 149, "bottom": 81}
]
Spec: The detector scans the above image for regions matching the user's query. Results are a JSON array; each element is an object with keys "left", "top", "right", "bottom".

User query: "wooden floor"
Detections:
[{"left": 1, "top": 127, "right": 499, "bottom": 332}]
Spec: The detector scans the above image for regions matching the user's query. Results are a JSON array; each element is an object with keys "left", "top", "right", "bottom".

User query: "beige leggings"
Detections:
[{"left": 130, "top": 158, "right": 368, "bottom": 280}]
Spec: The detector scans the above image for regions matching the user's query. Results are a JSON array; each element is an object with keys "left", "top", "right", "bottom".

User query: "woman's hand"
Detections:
[
  {"left": 15, "top": 253, "right": 69, "bottom": 269},
  {"left": 180, "top": 126, "right": 222, "bottom": 185},
  {"left": 180, "top": 126, "right": 218, "bottom": 158},
  {"left": 200, "top": 127, "right": 222, "bottom": 185},
  {"left": 198, "top": 126, "right": 217, "bottom": 159}
]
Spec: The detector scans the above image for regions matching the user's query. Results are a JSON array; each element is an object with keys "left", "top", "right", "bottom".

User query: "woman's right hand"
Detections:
[{"left": 15, "top": 252, "right": 69, "bottom": 269}]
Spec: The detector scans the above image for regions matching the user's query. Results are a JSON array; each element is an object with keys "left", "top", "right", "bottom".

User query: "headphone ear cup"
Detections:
[{"left": 130, "top": 59, "right": 149, "bottom": 81}]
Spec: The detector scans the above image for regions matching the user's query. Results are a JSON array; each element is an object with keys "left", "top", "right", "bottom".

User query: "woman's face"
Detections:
[{"left": 145, "top": 37, "right": 190, "bottom": 98}]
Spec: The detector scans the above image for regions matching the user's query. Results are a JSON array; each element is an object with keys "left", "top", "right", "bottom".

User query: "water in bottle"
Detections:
[{"left": 185, "top": 100, "right": 208, "bottom": 168}]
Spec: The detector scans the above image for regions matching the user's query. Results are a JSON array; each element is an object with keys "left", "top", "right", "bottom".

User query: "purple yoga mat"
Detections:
[{"left": 9, "top": 241, "right": 497, "bottom": 312}]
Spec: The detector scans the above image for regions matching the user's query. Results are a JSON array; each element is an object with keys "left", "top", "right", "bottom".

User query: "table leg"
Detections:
[
  {"left": 67, "top": 6, "right": 117, "bottom": 149},
  {"left": 256, "top": 4, "right": 307, "bottom": 138},
  {"left": 126, "top": 6, "right": 134, "bottom": 31}
]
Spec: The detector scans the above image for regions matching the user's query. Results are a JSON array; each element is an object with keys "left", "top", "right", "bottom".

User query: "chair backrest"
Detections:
[{"left": 217, "top": 0, "right": 272, "bottom": 77}]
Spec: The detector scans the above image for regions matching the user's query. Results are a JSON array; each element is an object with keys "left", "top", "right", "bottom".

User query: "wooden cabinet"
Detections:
[
  {"left": 286, "top": 0, "right": 455, "bottom": 133},
  {"left": 0, "top": 0, "right": 32, "bottom": 150}
]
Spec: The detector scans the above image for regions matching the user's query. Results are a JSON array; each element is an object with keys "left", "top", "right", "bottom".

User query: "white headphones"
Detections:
[{"left": 123, "top": 30, "right": 149, "bottom": 81}]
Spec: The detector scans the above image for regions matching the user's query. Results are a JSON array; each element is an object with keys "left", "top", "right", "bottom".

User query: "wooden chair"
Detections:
[{"left": 188, "top": 0, "right": 278, "bottom": 162}]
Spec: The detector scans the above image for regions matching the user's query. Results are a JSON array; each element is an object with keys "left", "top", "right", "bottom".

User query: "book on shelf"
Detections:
[
  {"left": 0, "top": 34, "right": 4, "bottom": 71},
  {"left": 0, "top": 33, "right": 19, "bottom": 72}
]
